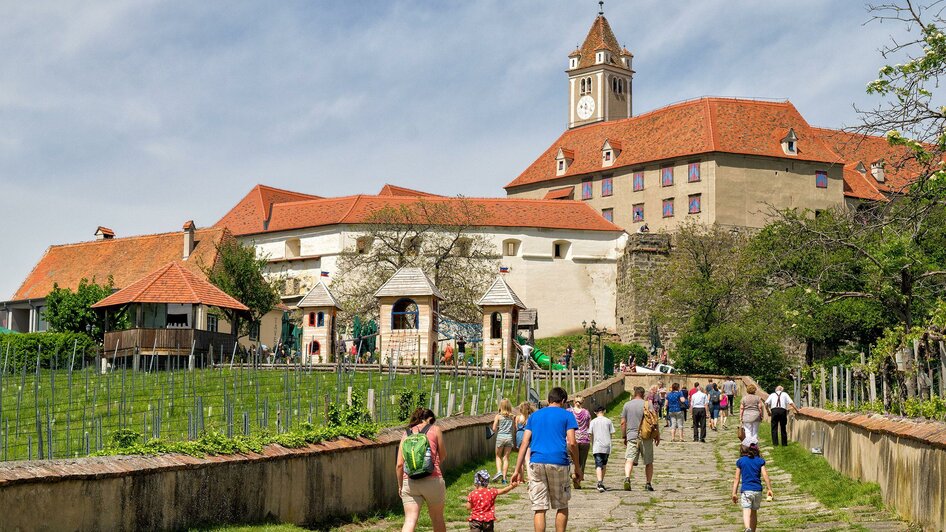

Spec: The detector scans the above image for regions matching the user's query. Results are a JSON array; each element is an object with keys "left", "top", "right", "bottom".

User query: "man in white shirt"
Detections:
[
  {"left": 764, "top": 386, "right": 797, "bottom": 446},
  {"left": 689, "top": 386, "right": 709, "bottom": 443}
]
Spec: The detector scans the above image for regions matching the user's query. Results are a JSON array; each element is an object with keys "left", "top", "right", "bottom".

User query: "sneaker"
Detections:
[
  {"left": 645, "top": 482, "right": 654, "bottom": 491},
  {"left": 501, "top": 478, "right": 508, "bottom": 485},
  {"left": 623, "top": 477, "right": 631, "bottom": 491},
  {"left": 491, "top": 472, "right": 502, "bottom": 482},
  {"left": 597, "top": 482, "right": 606, "bottom": 493},
  {"left": 573, "top": 479, "right": 581, "bottom": 489}
]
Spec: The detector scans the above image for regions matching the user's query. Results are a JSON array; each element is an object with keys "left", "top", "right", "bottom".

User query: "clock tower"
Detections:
[{"left": 567, "top": 5, "right": 634, "bottom": 129}]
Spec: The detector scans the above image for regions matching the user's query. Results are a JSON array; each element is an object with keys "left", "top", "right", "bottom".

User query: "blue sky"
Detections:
[{"left": 0, "top": 1, "right": 912, "bottom": 298}]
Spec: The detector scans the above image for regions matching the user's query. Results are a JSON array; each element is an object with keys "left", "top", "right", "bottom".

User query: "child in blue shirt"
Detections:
[{"left": 731, "top": 443, "right": 773, "bottom": 532}]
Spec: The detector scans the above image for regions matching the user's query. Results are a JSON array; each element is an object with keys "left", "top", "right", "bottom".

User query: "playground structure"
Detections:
[
  {"left": 297, "top": 280, "right": 339, "bottom": 364},
  {"left": 478, "top": 276, "right": 525, "bottom": 368},
  {"left": 375, "top": 267, "right": 444, "bottom": 365}
]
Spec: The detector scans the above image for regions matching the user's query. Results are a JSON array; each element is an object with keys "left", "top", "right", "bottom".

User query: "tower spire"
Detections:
[{"left": 598, "top": 1, "right": 604, "bottom": 16}]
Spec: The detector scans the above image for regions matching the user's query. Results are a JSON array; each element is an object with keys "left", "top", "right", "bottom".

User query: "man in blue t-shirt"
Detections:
[{"left": 511, "top": 387, "right": 578, "bottom": 532}]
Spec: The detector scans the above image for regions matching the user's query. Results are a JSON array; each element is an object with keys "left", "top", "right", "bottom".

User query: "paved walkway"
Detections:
[{"left": 485, "top": 414, "right": 905, "bottom": 532}]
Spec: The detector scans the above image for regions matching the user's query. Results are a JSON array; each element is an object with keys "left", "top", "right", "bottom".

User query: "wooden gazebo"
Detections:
[{"left": 92, "top": 262, "right": 249, "bottom": 369}]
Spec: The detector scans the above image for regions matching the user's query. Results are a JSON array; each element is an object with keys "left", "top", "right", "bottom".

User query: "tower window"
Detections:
[
  {"left": 662, "top": 198, "right": 675, "bottom": 218},
  {"left": 392, "top": 298, "right": 419, "bottom": 330},
  {"left": 490, "top": 312, "right": 503, "bottom": 339},
  {"left": 317, "top": 311, "right": 325, "bottom": 327},
  {"left": 308, "top": 312, "right": 316, "bottom": 326},
  {"left": 579, "top": 77, "right": 593, "bottom": 95}
]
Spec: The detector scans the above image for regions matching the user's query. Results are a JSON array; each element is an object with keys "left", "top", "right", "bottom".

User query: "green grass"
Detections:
[
  {"left": 758, "top": 421, "right": 885, "bottom": 510},
  {"left": 0, "top": 365, "right": 510, "bottom": 461}
]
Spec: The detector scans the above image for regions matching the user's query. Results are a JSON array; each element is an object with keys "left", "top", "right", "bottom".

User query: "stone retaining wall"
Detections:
[
  {"left": 791, "top": 408, "right": 946, "bottom": 531},
  {"left": 0, "top": 375, "right": 625, "bottom": 531}
]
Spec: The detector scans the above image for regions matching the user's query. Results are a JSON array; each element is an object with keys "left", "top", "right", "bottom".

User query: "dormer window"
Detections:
[
  {"left": 596, "top": 51, "right": 604, "bottom": 64},
  {"left": 602, "top": 140, "right": 621, "bottom": 167},
  {"left": 871, "top": 160, "right": 885, "bottom": 182},
  {"left": 855, "top": 161, "right": 867, "bottom": 176},
  {"left": 555, "top": 148, "right": 574, "bottom": 176},
  {"left": 781, "top": 128, "right": 799, "bottom": 155}
]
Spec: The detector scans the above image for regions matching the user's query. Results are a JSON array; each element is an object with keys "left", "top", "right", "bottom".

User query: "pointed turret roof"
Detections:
[
  {"left": 477, "top": 276, "right": 526, "bottom": 309},
  {"left": 298, "top": 280, "right": 340, "bottom": 309},
  {"left": 576, "top": 15, "right": 627, "bottom": 70},
  {"left": 374, "top": 267, "right": 445, "bottom": 299}
]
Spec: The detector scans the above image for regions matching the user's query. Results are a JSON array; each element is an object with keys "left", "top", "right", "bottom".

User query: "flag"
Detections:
[
  {"left": 320, "top": 271, "right": 330, "bottom": 277},
  {"left": 499, "top": 266, "right": 509, "bottom": 273}
]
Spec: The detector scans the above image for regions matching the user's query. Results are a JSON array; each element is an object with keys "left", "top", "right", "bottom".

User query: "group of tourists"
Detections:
[{"left": 396, "top": 379, "right": 796, "bottom": 532}]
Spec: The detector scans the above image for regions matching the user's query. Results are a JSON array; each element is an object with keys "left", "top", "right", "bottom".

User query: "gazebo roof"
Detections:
[
  {"left": 298, "top": 280, "right": 340, "bottom": 309},
  {"left": 92, "top": 262, "right": 249, "bottom": 311},
  {"left": 477, "top": 276, "right": 526, "bottom": 308},
  {"left": 374, "top": 267, "right": 445, "bottom": 299}
]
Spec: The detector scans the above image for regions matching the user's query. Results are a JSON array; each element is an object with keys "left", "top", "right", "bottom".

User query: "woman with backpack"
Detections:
[
  {"left": 397, "top": 408, "right": 447, "bottom": 532},
  {"left": 492, "top": 399, "right": 515, "bottom": 483}
]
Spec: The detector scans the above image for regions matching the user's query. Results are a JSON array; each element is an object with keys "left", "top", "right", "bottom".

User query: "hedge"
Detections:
[{"left": 0, "top": 332, "right": 98, "bottom": 372}]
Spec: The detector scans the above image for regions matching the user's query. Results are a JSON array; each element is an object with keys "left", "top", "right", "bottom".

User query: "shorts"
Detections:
[
  {"left": 593, "top": 452, "right": 610, "bottom": 468},
  {"left": 528, "top": 462, "right": 571, "bottom": 511},
  {"left": 624, "top": 438, "right": 654, "bottom": 466},
  {"left": 740, "top": 490, "right": 763, "bottom": 510},
  {"left": 496, "top": 436, "right": 513, "bottom": 449},
  {"left": 668, "top": 411, "right": 684, "bottom": 429},
  {"left": 710, "top": 404, "right": 720, "bottom": 419},
  {"left": 400, "top": 476, "right": 446, "bottom": 506},
  {"left": 469, "top": 519, "right": 495, "bottom": 531}
]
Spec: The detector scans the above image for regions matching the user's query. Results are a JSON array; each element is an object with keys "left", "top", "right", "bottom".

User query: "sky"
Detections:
[{"left": 0, "top": 0, "right": 916, "bottom": 299}]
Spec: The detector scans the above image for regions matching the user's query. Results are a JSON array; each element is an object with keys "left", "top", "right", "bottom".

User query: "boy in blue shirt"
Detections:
[
  {"left": 731, "top": 443, "right": 773, "bottom": 532},
  {"left": 511, "top": 387, "right": 579, "bottom": 532}
]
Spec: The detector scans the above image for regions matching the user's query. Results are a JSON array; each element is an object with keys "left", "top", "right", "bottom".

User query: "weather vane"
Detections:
[{"left": 599, "top": 1, "right": 604, "bottom": 15}]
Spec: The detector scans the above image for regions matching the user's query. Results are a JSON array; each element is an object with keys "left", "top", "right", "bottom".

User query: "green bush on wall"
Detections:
[
  {"left": 607, "top": 342, "right": 648, "bottom": 365},
  {"left": 0, "top": 332, "right": 98, "bottom": 372}
]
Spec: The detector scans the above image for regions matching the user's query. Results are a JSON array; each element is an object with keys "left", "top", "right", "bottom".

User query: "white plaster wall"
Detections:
[{"left": 239, "top": 225, "right": 626, "bottom": 339}]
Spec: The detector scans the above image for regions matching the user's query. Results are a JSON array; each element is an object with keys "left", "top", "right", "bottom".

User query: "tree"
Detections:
[
  {"left": 203, "top": 239, "right": 281, "bottom": 340},
  {"left": 44, "top": 277, "right": 126, "bottom": 342},
  {"left": 634, "top": 221, "right": 756, "bottom": 334},
  {"left": 332, "top": 199, "right": 498, "bottom": 324}
]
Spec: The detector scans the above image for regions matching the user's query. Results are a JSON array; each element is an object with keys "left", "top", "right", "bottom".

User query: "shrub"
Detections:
[
  {"left": 0, "top": 332, "right": 98, "bottom": 373},
  {"left": 607, "top": 342, "right": 648, "bottom": 365},
  {"left": 397, "top": 390, "right": 429, "bottom": 421},
  {"left": 674, "top": 323, "right": 789, "bottom": 389}
]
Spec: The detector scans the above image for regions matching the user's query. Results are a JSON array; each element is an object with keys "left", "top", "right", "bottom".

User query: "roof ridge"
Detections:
[
  {"left": 179, "top": 263, "right": 203, "bottom": 303},
  {"left": 339, "top": 194, "right": 365, "bottom": 223},
  {"left": 43, "top": 227, "right": 222, "bottom": 251},
  {"left": 255, "top": 183, "right": 320, "bottom": 198},
  {"left": 128, "top": 262, "right": 175, "bottom": 302}
]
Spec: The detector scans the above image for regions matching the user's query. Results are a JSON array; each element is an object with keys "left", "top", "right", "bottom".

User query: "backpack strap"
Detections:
[{"left": 419, "top": 423, "right": 433, "bottom": 435}]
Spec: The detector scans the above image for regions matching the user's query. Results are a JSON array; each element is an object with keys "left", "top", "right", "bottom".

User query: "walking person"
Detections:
[
  {"left": 516, "top": 402, "right": 534, "bottom": 479},
  {"left": 568, "top": 396, "right": 592, "bottom": 489},
  {"left": 707, "top": 382, "right": 722, "bottom": 431},
  {"left": 467, "top": 470, "right": 519, "bottom": 531},
  {"left": 719, "top": 392, "right": 730, "bottom": 429},
  {"left": 690, "top": 385, "right": 709, "bottom": 442},
  {"left": 764, "top": 385, "right": 797, "bottom": 446},
  {"left": 510, "top": 387, "right": 579, "bottom": 532},
  {"left": 621, "top": 386, "right": 660, "bottom": 491},
  {"left": 740, "top": 384, "right": 764, "bottom": 444},
  {"left": 722, "top": 376, "right": 738, "bottom": 415},
  {"left": 492, "top": 399, "right": 515, "bottom": 483},
  {"left": 731, "top": 443, "right": 774, "bottom": 532},
  {"left": 665, "top": 383, "right": 686, "bottom": 442},
  {"left": 588, "top": 404, "right": 614, "bottom": 492},
  {"left": 397, "top": 408, "right": 447, "bottom": 532}
]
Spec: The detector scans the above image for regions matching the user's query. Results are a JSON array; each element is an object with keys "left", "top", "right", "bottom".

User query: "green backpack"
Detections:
[{"left": 403, "top": 424, "right": 435, "bottom": 479}]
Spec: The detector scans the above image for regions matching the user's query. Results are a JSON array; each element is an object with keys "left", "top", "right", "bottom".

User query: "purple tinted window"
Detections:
[
  {"left": 602, "top": 208, "right": 613, "bottom": 222},
  {"left": 662, "top": 199, "right": 674, "bottom": 218},
  {"left": 688, "top": 195, "right": 701, "bottom": 214},
  {"left": 582, "top": 180, "right": 593, "bottom": 199},
  {"left": 633, "top": 172, "right": 644, "bottom": 191},
  {"left": 633, "top": 204, "right": 644, "bottom": 222},
  {"left": 688, "top": 163, "right": 700, "bottom": 182},
  {"left": 602, "top": 177, "right": 613, "bottom": 197},
  {"left": 661, "top": 167, "right": 674, "bottom": 187},
  {"left": 816, "top": 170, "right": 828, "bottom": 188}
]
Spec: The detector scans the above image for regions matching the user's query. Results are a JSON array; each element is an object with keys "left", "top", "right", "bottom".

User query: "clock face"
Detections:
[{"left": 576, "top": 95, "right": 595, "bottom": 120}]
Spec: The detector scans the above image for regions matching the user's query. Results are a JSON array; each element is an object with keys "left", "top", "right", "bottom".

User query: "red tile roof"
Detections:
[
  {"left": 92, "top": 262, "right": 248, "bottom": 311},
  {"left": 377, "top": 184, "right": 443, "bottom": 197},
  {"left": 215, "top": 184, "right": 321, "bottom": 235},
  {"left": 812, "top": 127, "right": 920, "bottom": 199},
  {"left": 505, "top": 97, "right": 843, "bottom": 190},
  {"left": 575, "top": 15, "right": 628, "bottom": 70},
  {"left": 258, "top": 195, "right": 622, "bottom": 234},
  {"left": 12, "top": 228, "right": 227, "bottom": 301},
  {"left": 544, "top": 186, "right": 575, "bottom": 200}
]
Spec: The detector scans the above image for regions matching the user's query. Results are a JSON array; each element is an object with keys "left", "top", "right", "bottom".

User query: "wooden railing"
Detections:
[{"left": 103, "top": 328, "right": 238, "bottom": 356}]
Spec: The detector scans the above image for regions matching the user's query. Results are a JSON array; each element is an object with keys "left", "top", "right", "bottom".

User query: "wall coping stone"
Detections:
[{"left": 795, "top": 407, "right": 946, "bottom": 450}]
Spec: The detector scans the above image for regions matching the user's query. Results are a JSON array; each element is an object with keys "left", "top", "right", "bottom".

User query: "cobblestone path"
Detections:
[{"left": 484, "top": 415, "right": 906, "bottom": 532}]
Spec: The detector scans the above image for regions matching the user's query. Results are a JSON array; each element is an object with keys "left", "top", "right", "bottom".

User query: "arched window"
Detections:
[
  {"left": 309, "top": 340, "right": 320, "bottom": 355},
  {"left": 285, "top": 238, "right": 301, "bottom": 259},
  {"left": 317, "top": 312, "right": 325, "bottom": 327},
  {"left": 586, "top": 77, "right": 592, "bottom": 93},
  {"left": 580, "top": 78, "right": 586, "bottom": 94},
  {"left": 392, "top": 298, "right": 419, "bottom": 330},
  {"left": 308, "top": 312, "right": 316, "bottom": 326},
  {"left": 490, "top": 312, "right": 503, "bottom": 339}
]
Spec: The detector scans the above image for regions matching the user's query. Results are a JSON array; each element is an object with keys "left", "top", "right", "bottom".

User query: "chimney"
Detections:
[
  {"left": 871, "top": 160, "right": 885, "bottom": 183},
  {"left": 94, "top": 226, "right": 115, "bottom": 240},
  {"left": 182, "top": 220, "right": 195, "bottom": 259}
]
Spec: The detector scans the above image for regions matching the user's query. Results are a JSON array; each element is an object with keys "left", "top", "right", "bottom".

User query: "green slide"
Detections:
[{"left": 517, "top": 336, "right": 566, "bottom": 370}]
